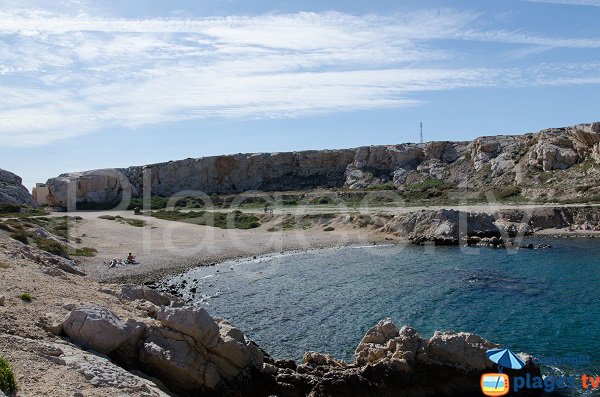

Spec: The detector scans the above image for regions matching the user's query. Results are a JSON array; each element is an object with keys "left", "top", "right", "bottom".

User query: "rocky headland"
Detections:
[{"left": 40, "top": 122, "right": 600, "bottom": 208}]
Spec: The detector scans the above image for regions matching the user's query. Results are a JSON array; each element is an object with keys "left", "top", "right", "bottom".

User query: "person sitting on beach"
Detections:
[{"left": 126, "top": 253, "right": 136, "bottom": 264}]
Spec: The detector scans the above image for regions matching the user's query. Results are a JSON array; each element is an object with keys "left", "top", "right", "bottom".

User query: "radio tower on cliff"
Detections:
[{"left": 420, "top": 122, "right": 423, "bottom": 143}]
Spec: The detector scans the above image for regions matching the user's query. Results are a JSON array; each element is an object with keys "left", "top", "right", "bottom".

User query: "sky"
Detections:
[{"left": 0, "top": 0, "right": 599, "bottom": 189}]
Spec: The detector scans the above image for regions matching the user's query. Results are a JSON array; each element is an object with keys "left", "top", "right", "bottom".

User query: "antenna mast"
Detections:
[{"left": 420, "top": 122, "right": 423, "bottom": 144}]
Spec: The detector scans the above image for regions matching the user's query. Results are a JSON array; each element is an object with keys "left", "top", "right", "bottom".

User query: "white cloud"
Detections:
[
  {"left": 0, "top": 8, "right": 600, "bottom": 147},
  {"left": 524, "top": 0, "right": 600, "bottom": 6}
]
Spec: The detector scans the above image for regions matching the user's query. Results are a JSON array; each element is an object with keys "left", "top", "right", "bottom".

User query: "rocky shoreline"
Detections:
[{"left": 49, "top": 284, "right": 541, "bottom": 397}]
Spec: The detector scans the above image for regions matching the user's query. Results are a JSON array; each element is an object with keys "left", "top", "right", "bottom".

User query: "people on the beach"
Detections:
[{"left": 127, "top": 252, "right": 136, "bottom": 264}]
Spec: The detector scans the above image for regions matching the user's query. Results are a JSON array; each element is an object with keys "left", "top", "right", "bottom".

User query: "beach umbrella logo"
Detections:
[
  {"left": 480, "top": 348, "right": 525, "bottom": 396},
  {"left": 486, "top": 348, "right": 526, "bottom": 372}
]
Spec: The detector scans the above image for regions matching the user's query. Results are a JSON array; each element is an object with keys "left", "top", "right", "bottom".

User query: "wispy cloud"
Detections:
[
  {"left": 523, "top": 0, "right": 600, "bottom": 6},
  {"left": 0, "top": 7, "right": 600, "bottom": 146}
]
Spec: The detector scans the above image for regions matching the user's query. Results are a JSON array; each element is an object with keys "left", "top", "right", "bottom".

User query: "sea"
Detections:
[{"left": 163, "top": 238, "right": 600, "bottom": 395}]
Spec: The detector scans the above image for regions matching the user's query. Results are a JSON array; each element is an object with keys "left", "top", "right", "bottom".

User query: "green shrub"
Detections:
[
  {"left": 576, "top": 185, "right": 591, "bottom": 193},
  {"left": 495, "top": 186, "right": 522, "bottom": 199},
  {"left": 35, "top": 237, "right": 69, "bottom": 257},
  {"left": 0, "top": 355, "right": 17, "bottom": 394},
  {"left": 127, "top": 196, "right": 169, "bottom": 210},
  {"left": 365, "top": 183, "right": 397, "bottom": 191},
  {"left": 72, "top": 247, "right": 97, "bottom": 257},
  {"left": 151, "top": 209, "right": 260, "bottom": 229},
  {"left": 98, "top": 215, "right": 117, "bottom": 220},
  {"left": 0, "top": 204, "right": 21, "bottom": 214},
  {"left": 323, "top": 226, "right": 335, "bottom": 232},
  {"left": 9, "top": 231, "right": 29, "bottom": 244},
  {"left": 99, "top": 215, "right": 145, "bottom": 227},
  {"left": 309, "top": 197, "right": 334, "bottom": 205},
  {"left": 18, "top": 292, "right": 32, "bottom": 302}
]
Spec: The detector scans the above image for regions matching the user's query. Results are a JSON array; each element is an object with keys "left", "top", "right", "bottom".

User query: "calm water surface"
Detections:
[{"left": 164, "top": 238, "right": 600, "bottom": 393}]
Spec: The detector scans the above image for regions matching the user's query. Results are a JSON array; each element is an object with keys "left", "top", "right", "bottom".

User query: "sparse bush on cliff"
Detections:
[
  {"left": 34, "top": 237, "right": 69, "bottom": 258},
  {"left": 494, "top": 186, "right": 522, "bottom": 199},
  {"left": 0, "top": 355, "right": 17, "bottom": 394},
  {"left": 9, "top": 230, "right": 30, "bottom": 244},
  {"left": 309, "top": 197, "right": 334, "bottom": 205}
]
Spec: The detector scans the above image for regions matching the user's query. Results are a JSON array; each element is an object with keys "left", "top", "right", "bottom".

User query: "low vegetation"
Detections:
[
  {"left": 34, "top": 237, "right": 69, "bottom": 257},
  {"left": 0, "top": 355, "right": 17, "bottom": 394},
  {"left": 72, "top": 247, "right": 98, "bottom": 257},
  {"left": 151, "top": 209, "right": 260, "bottom": 229},
  {"left": 18, "top": 292, "right": 32, "bottom": 302},
  {"left": 127, "top": 196, "right": 170, "bottom": 210},
  {"left": 365, "top": 183, "right": 397, "bottom": 191},
  {"left": 98, "top": 215, "right": 146, "bottom": 227},
  {"left": 0, "top": 204, "right": 50, "bottom": 218},
  {"left": 267, "top": 214, "right": 337, "bottom": 232}
]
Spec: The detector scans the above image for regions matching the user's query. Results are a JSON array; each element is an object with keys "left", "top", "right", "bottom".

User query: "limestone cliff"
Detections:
[{"left": 43, "top": 122, "right": 600, "bottom": 208}]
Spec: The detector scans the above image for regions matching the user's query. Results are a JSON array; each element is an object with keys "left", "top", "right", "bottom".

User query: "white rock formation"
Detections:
[
  {"left": 0, "top": 168, "right": 36, "bottom": 207},
  {"left": 41, "top": 122, "right": 600, "bottom": 208}
]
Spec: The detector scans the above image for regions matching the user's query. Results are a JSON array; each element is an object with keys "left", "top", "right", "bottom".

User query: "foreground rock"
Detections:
[
  {"left": 58, "top": 300, "right": 539, "bottom": 397},
  {"left": 43, "top": 122, "right": 600, "bottom": 208},
  {"left": 0, "top": 168, "right": 36, "bottom": 207},
  {"left": 60, "top": 305, "right": 263, "bottom": 396}
]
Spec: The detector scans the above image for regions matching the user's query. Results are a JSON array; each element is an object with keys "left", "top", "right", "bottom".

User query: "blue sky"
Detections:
[{"left": 0, "top": 0, "right": 599, "bottom": 189}]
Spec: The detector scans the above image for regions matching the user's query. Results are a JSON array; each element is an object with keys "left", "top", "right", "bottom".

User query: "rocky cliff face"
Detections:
[
  {"left": 0, "top": 168, "right": 36, "bottom": 207},
  {"left": 44, "top": 122, "right": 600, "bottom": 208}
]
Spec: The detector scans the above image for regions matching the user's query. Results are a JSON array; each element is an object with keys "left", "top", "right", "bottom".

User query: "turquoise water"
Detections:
[{"left": 164, "top": 238, "right": 600, "bottom": 393}]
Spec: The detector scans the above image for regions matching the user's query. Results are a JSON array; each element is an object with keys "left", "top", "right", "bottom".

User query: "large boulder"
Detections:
[
  {"left": 46, "top": 170, "right": 132, "bottom": 209},
  {"left": 0, "top": 168, "right": 36, "bottom": 207},
  {"left": 143, "top": 306, "right": 263, "bottom": 393},
  {"left": 61, "top": 307, "right": 146, "bottom": 355},
  {"left": 61, "top": 305, "right": 263, "bottom": 395}
]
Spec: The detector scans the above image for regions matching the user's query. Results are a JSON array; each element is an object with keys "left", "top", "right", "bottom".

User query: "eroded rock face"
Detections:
[
  {"left": 43, "top": 122, "right": 600, "bottom": 208},
  {"left": 260, "top": 318, "right": 541, "bottom": 397},
  {"left": 62, "top": 307, "right": 146, "bottom": 355},
  {"left": 0, "top": 168, "right": 36, "bottom": 207},
  {"left": 61, "top": 305, "right": 263, "bottom": 396}
]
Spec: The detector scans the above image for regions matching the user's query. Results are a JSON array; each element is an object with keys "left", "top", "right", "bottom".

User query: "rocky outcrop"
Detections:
[
  {"left": 60, "top": 305, "right": 263, "bottom": 396},
  {"left": 41, "top": 122, "right": 600, "bottom": 208},
  {"left": 258, "top": 318, "right": 541, "bottom": 397},
  {"left": 58, "top": 296, "right": 540, "bottom": 397},
  {"left": 0, "top": 168, "right": 36, "bottom": 207}
]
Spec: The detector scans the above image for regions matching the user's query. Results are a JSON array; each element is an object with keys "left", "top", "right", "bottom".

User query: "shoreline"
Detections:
[{"left": 41, "top": 204, "right": 600, "bottom": 285}]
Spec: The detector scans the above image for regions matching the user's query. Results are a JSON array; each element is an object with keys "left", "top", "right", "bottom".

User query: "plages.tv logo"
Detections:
[{"left": 480, "top": 348, "right": 526, "bottom": 397}]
